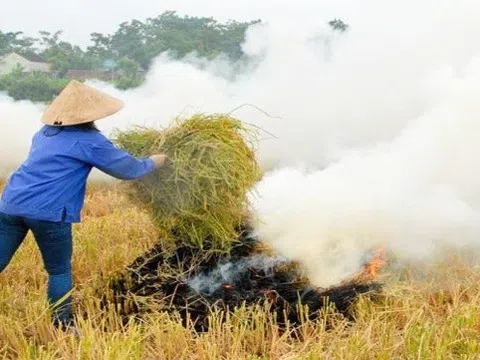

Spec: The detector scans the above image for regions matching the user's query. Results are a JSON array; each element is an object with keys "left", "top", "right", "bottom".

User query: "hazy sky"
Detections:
[{"left": 0, "top": 0, "right": 346, "bottom": 47}]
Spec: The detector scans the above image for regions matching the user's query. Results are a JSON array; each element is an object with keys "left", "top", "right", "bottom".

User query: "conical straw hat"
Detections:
[{"left": 41, "top": 80, "right": 124, "bottom": 126}]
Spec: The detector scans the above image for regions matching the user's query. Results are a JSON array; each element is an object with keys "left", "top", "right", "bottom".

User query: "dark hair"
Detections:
[
  {"left": 44, "top": 121, "right": 99, "bottom": 137},
  {"left": 71, "top": 121, "right": 99, "bottom": 131}
]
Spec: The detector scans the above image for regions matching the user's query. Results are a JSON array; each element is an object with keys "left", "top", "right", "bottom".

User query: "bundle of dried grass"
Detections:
[{"left": 114, "top": 113, "right": 262, "bottom": 253}]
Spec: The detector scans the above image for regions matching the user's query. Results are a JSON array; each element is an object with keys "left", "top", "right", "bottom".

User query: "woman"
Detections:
[{"left": 0, "top": 80, "right": 166, "bottom": 329}]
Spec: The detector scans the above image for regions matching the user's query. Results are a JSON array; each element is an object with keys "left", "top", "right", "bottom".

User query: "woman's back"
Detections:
[{"left": 0, "top": 125, "right": 154, "bottom": 223}]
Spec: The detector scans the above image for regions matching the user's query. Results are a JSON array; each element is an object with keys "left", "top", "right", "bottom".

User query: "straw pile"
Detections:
[{"left": 114, "top": 114, "right": 262, "bottom": 253}]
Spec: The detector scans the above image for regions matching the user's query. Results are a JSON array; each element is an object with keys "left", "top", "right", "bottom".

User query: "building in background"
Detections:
[{"left": 0, "top": 52, "right": 52, "bottom": 75}]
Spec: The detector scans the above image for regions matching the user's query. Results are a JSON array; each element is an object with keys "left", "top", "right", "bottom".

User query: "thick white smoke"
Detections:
[
  {"left": 0, "top": 95, "right": 44, "bottom": 177},
  {"left": 249, "top": 63, "right": 480, "bottom": 285},
  {"left": 2, "top": 0, "right": 480, "bottom": 286}
]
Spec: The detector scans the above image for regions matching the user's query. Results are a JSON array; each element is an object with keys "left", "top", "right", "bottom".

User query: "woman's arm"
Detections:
[{"left": 72, "top": 139, "right": 165, "bottom": 180}]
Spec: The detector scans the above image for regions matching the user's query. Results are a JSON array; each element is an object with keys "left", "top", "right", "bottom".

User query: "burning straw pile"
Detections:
[{"left": 102, "top": 113, "right": 382, "bottom": 331}]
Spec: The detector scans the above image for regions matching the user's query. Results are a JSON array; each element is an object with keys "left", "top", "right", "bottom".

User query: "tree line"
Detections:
[{"left": 0, "top": 12, "right": 347, "bottom": 102}]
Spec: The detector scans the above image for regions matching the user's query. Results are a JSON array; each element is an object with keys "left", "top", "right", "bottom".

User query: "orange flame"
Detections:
[{"left": 353, "top": 248, "right": 386, "bottom": 282}]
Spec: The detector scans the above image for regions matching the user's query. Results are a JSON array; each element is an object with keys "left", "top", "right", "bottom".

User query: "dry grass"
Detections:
[{"left": 0, "top": 180, "right": 480, "bottom": 359}]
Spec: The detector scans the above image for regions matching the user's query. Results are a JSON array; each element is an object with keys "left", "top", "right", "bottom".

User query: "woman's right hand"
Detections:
[{"left": 150, "top": 154, "right": 169, "bottom": 168}]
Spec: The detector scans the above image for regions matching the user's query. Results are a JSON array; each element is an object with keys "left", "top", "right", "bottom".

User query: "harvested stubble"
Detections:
[{"left": 114, "top": 114, "right": 262, "bottom": 253}]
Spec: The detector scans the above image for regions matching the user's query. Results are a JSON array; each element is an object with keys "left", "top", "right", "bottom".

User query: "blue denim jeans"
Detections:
[{"left": 0, "top": 212, "right": 73, "bottom": 326}]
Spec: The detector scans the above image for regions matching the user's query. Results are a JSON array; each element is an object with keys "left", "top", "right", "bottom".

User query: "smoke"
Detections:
[
  {"left": 249, "top": 80, "right": 480, "bottom": 284},
  {"left": 2, "top": 0, "right": 480, "bottom": 286},
  {"left": 187, "top": 255, "right": 286, "bottom": 295},
  {"left": 0, "top": 95, "right": 45, "bottom": 177}
]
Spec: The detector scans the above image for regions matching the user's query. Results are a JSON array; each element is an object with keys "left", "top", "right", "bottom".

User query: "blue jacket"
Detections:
[{"left": 0, "top": 126, "right": 155, "bottom": 223}]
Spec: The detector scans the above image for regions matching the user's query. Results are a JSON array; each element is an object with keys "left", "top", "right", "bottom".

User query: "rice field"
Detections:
[{"left": 0, "top": 180, "right": 479, "bottom": 359}]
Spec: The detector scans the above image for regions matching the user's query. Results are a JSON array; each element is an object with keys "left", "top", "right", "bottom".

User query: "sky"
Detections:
[{"left": 0, "top": 0, "right": 346, "bottom": 46}]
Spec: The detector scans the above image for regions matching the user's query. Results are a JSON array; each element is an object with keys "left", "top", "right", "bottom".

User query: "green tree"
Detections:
[
  {"left": 0, "top": 67, "right": 68, "bottom": 102},
  {"left": 113, "top": 57, "right": 144, "bottom": 90},
  {"left": 87, "top": 32, "right": 113, "bottom": 58},
  {"left": 116, "top": 57, "right": 141, "bottom": 77},
  {"left": 0, "top": 64, "right": 23, "bottom": 91},
  {"left": 85, "top": 11, "right": 261, "bottom": 69},
  {"left": 143, "top": 11, "right": 260, "bottom": 62},
  {"left": 109, "top": 20, "right": 150, "bottom": 68},
  {"left": 0, "top": 30, "right": 37, "bottom": 56},
  {"left": 38, "top": 31, "right": 101, "bottom": 75},
  {"left": 329, "top": 19, "right": 349, "bottom": 32}
]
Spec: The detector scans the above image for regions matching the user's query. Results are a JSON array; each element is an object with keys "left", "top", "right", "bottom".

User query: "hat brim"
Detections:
[{"left": 41, "top": 80, "right": 124, "bottom": 126}]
